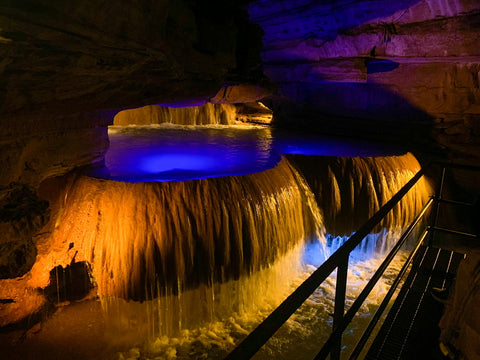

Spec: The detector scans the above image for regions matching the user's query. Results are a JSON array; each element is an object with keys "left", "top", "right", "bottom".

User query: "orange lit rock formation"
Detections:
[{"left": 0, "top": 0, "right": 479, "bottom": 335}]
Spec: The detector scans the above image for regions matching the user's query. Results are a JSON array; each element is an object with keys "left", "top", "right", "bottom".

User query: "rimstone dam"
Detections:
[{"left": 0, "top": 1, "right": 479, "bottom": 359}]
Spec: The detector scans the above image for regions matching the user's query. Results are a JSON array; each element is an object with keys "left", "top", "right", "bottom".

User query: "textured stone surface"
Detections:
[
  {"left": 248, "top": 0, "right": 480, "bottom": 162},
  {"left": 0, "top": 126, "right": 109, "bottom": 188},
  {"left": 236, "top": 102, "right": 274, "bottom": 124},
  {"left": 0, "top": 184, "right": 48, "bottom": 277},
  {"left": 210, "top": 84, "right": 274, "bottom": 104},
  {"left": 248, "top": 0, "right": 480, "bottom": 44},
  {"left": 0, "top": 0, "right": 260, "bottom": 121},
  {"left": 1, "top": 0, "right": 480, "bottom": 331}
]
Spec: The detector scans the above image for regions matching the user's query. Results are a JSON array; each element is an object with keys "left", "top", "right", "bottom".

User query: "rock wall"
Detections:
[
  {"left": 248, "top": 0, "right": 480, "bottom": 163},
  {"left": 0, "top": 111, "right": 111, "bottom": 188},
  {"left": 0, "top": 0, "right": 262, "bottom": 120},
  {"left": 1, "top": 0, "right": 480, "bottom": 331},
  {"left": 0, "top": 0, "right": 263, "bottom": 185},
  {"left": 0, "top": 0, "right": 263, "bottom": 323}
]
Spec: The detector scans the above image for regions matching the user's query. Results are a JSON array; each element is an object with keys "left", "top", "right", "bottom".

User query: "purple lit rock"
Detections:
[{"left": 248, "top": 0, "right": 480, "bottom": 161}]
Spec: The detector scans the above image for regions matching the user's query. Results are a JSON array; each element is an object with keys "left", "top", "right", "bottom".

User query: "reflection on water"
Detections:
[
  {"left": 103, "top": 125, "right": 278, "bottom": 182},
  {"left": 100, "top": 125, "right": 403, "bottom": 182},
  {"left": 1, "top": 124, "right": 433, "bottom": 360}
]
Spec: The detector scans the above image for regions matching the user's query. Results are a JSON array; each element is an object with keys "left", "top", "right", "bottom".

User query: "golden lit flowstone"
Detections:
[
  {"left": 36, "top": 157, "right": 322, "bottom": 302},
  {"left": 114, "top": 103, "right": 239, "bottom": 126},
  {"left": 113, "top": 101, "right": 273, "bottom": 126},
  {"left": 287, "top": 152, "right": 433, "bottom": 237},
  {"left": 0, "top": 151, "right": 433, "bottom": 332}
]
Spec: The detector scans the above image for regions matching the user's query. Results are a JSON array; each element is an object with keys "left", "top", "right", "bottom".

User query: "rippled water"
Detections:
[
  {"left": 113, "top": 236, "right": 410, "bottom": 360},
  {"left": 0, "top": 124, "right": 424, "bottom": 360}
]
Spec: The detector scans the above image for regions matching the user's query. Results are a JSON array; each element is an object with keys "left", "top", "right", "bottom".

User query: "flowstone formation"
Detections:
[
  {"left": 0, "top": 0, "right": 479, "bottom": 339},
  {"left": 0, "top": 0, "right": 266, "bottom": 328}
]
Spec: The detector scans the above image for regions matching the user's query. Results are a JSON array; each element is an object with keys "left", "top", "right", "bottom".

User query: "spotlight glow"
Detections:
[
  {"left": 140, "top": 153, "right": 219, "bottom": 173},
  {"left": 99, "top": 125, "right": 402, "bottom": 183}
]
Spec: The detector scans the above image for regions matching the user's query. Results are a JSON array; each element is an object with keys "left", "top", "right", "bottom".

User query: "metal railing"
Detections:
[
  {"left": 428, "top": 162, "right": 480, "bottom": 248},
  {"left": 225, "top": 168, "right": 431, "bottom": 360},
  {"left": 225, "top": 161, "right": 480, "bottom": 360}
]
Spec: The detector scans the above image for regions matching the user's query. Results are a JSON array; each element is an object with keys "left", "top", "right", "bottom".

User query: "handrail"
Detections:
[
  {"left": 428, "top": 161, "right": 480, "bottom": 247},
  {"left": 316, "top": 198, "right": 434, "bottom": 359},
  {"left": 349, "top": 226, "right": 430, "bottom": 359},
  {"left": 225, "top": 168, "right": 427, "bottom": 360},
  {"left": 429, "top": 226, "right": 478, "bottom": 239},
  {"left": 437, "top": 199, "right": 475, "bottom": 207}
]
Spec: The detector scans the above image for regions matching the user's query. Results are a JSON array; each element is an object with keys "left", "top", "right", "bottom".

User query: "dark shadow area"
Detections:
[
  {"left": 248, "top": 0, "right": 424, "bottom": 42},
  {"left": 0, "top": 184, "right": 49, "bottom": 279},
  {"left": 265, "top": 78, "right": 440, "bottom": 160},
  {"left": 366, "top": 59, "right": 400, "bottom": 74},
  {"left": 366, "top": 246, "right": 463, "bottom": 360},
  {"left": 0, "top": 302, "right": 55, "bottom": 334},
  {"left": 44, "top": 261, "right": 93, "bottom": 304}
]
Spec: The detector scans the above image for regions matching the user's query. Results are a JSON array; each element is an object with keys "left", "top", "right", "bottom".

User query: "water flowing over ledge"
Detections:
[
  {"left": 1, "top": 124, "right": 434, "bottom": 358},
  {"left": 288, "top": 153, "right": 432, "bottom": 238},
  {"left": 113, "top": 103, "right": 266, "bottom": 126},
  {"left": 46, "top": 157, "right": 323, "bottom": 303}
]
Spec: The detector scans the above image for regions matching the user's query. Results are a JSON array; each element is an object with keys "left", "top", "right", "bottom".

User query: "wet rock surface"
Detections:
[{"left": 0, "top": 0, "right": 479, "bottom": 335}]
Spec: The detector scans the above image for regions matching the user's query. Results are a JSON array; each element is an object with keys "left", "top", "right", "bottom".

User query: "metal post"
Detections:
[
  {"left": 225, "top": 169, "right": 426, "bottom": 360},
  {"left": 429, "top": 165, "right": 446, "bottom": 246},
  {"left": 332, "top": 259, "right": 348, "bottom": 360}
]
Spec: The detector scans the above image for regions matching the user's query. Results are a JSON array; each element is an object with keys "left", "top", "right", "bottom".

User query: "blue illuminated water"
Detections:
[{"left": 99, "top": 125, "right": 402, "bottom": 182}]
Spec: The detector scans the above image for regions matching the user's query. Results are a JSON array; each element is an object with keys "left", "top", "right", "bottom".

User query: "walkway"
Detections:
[{"left": 366, "top": 245, "right": 464, "bottom": 359}]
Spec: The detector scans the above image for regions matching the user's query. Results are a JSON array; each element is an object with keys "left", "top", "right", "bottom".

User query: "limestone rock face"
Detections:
[
  {"left": 210, "top": 84, "right": 274, "bottom": 104},
  {"left": 0, "top": 0, "right": 263, "bottom": 328},
  {"left": 0, "top": 112, "right": 110, "bottom": 188},
  {"left": 236, "top": 102, "right": 274, "bottom": 124},
  {"left": 0, "top": 0, "right": 259, "bottom": 121},
  {"left": 0, "top": 184, "right": 49, "bottom": 279},
  {"left": 248, "top": 0, "right": 480, "bottom": 162}
]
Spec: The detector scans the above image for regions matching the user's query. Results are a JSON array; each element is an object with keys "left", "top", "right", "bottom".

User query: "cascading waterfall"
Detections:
[
  {"left": 103, "top": 242, "right": 309, "bottom": 343},
  {"left": 49, "top": 157, "right": 324, "bottom": 337},
  {"left": 25, "top": 119, "right": 436, "bottom": 359},
  {"left": 114, "top": 103, "right": 240, "bottom": 126},
  {"left": 245, "top": 152, "right": 434, "bottom": 360},
  {"left": 288, "top": 153, "right": 433, "bottom": 257}
]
